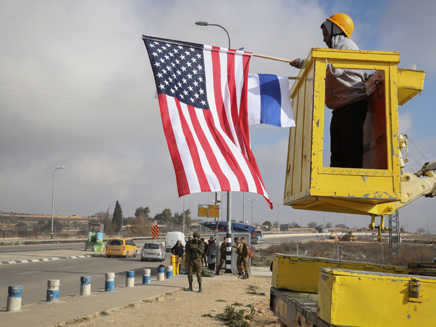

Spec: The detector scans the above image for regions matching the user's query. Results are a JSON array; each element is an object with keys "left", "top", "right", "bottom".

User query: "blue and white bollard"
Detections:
[
  {"left": 157, "top": 266, "right": 165, "bottom": 281},
  {"left": 80, "top": 276, "right": 91, "bottom": 296},
  {"left": 126, "top": 271, "right": 135, "bottom": 287},
  {"left": 46, "top": 279, "right": 60, "bottom": 302},
  {"left": 165, "top": 265, "right": 173, "bottom": 279},
  {"left": 105, "top": 272, "right": 115, "bottom": 292},
  {"left": 143, "top": 269, "right": 151, "bottom": 285},
  {"left": 7, "top": 285, "right": 22, "bottom": 312}
]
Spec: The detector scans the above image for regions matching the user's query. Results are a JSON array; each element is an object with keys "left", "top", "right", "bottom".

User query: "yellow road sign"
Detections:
[
  {"left": 208, "top": 205, "right": 219, "bottom": 218},
  {"left": 198, "top": 205, "right": 208, "bottom": 217}
]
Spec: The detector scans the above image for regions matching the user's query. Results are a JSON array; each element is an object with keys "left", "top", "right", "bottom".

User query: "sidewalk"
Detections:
[{"left": 0, "top": 249, "right": 271, "bottom": 326}]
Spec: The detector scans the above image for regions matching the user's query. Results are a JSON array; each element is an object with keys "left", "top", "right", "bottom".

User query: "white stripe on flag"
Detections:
[{"left": 247, "top": 74, "right": 295, "bottom": 128}]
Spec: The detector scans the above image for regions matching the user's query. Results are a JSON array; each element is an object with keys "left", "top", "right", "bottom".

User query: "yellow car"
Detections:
[{"left": 105, "top": 238, "right": 137, "bottom": 258}]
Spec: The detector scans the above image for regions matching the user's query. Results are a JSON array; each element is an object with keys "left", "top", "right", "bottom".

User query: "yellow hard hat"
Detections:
[{"left": 327, "top": 13, "right": 354, "bottom": 38}]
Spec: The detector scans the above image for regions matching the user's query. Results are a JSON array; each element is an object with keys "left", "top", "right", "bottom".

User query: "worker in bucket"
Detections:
[{"left": 290, "top": 13, "right": 368, "bottom": 169}]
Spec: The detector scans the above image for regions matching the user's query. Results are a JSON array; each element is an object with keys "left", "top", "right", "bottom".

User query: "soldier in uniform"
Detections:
[
  {"left": 215, "top": 241, "right": 227, "bottom": 275},
  {"left": 185, "top": 231, "right": 205, "bottom": 292},
  {"left": 183, "top": 235, "right": 193, "bottom": 274},
  {"left": 200, "top": 237, "right": 208, "bottom": 267},
  {"left": 240, "top": 237, "right": 250, "bottom": 279},
  {"left": 232, "top": 237, "right": 243, "bottom": 276}
]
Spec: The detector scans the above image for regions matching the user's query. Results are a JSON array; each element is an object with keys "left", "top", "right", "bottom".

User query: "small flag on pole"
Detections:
[{"left": 247, "top": 74, "right": 295, "bottom": 128}]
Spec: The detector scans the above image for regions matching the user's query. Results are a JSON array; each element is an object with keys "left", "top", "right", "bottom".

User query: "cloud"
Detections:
[{"left": 380, "top": 0, "right": 436, "bottom": 72}]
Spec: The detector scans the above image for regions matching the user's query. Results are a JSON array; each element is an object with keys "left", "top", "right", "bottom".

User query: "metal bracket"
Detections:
[{"left": 408, "top": 278, "right": 420, "bottom": 301}]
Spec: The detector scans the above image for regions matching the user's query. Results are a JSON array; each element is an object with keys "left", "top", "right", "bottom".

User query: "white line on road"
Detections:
[
  {"left": 18, "top": 271, "right": 38, "bottom": 275},
  {"left": 57, "top": 266, "right": 73, "bottom": 270}
]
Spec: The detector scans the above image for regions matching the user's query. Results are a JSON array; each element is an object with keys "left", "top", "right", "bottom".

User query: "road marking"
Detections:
[
  {"left": 18, "top": 270, "right": 38, "bottom": 275},
  {"left": 57, "top": 266, "right": 73, "bottom": 270}
]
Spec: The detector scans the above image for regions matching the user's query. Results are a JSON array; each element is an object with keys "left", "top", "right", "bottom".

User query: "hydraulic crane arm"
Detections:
[
  {"left": 415, "top": 161, "right": 436, "bottom": 198},
  {"left": 396, "top": 161, "right": 436, "bottom": 210}
]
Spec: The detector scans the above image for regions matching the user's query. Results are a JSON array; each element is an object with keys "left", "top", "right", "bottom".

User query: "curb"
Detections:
[{"left": 0, "top": 253, "right": 105, "bottom": 265}]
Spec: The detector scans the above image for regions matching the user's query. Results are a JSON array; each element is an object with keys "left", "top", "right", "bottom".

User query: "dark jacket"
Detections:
[{"left": 171, "top": 243, "right": 184, "bottom": 257}]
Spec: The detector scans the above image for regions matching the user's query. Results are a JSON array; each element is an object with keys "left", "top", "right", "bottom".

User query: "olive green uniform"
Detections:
[
  {"left": 241, "top": 242, "right": 250, "bottom": 274},
  {"left": 232, "top": 242, "right": 243, "bottom": 274},
  {"left": 186, "top": 238, "right": 204, "bottom": 289},
  {"left": 216, "top": 242, "right": 227, "bottom": 274}
]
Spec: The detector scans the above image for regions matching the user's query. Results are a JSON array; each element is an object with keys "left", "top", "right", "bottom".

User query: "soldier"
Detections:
[
  {"left": 215, "top": 240, "right": 227, "bottom": 275},
  {"left": 200, "top": 237, "right": 208, "bottom": 267},
  {"left": 183, "top": 235, "right": 193, "bottom": 273},
  {"left": 232, "top": 237, "right": 243, "bottom": 276},
  {"left": 185, "top": 232, "right": 205, "bottom": 292},
  {"left": 240, "top": 237, "right": 250, "bottom": 279}
]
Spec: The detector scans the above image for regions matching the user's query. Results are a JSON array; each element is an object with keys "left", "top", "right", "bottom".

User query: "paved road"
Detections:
[
  {"left": 0, "top": 244, "right": 272, "bottom": 327},
  {"left": 0, "top": 253, "right": 169, "bottom": 307}
]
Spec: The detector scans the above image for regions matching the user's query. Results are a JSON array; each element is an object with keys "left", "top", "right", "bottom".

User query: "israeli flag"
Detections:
[{"left": 247, "top": 74, "right": 295, "bottom": 128}]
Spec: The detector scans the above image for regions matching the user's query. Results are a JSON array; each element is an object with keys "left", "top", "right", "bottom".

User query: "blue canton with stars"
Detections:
[{"left": 144, "top": 36, "right": 210, "bottom": 110}]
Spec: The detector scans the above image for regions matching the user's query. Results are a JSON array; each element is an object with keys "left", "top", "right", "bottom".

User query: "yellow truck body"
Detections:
[
  {"left": 272, "top": 254, "right": 411, "bottom": 293},
  {"left": 318, "top": 268, "right": 436, "bottom": 326}
]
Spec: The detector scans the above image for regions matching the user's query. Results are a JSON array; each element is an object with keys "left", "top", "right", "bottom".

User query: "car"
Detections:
[
  {"left": 105, "top": 238, "right": 137, "bottom": 258},
  {"left": 141, "top": 242, "right": 166, "bottom": 262}
]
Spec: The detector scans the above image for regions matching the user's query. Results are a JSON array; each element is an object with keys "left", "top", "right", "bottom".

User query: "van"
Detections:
[{"left": 165, "top": 232, "right": 186, "bottom": 252}]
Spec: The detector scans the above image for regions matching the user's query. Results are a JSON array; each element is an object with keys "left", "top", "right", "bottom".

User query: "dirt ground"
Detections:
[{"left": 56, "top": 275, "right": 280, "bottom": 327}]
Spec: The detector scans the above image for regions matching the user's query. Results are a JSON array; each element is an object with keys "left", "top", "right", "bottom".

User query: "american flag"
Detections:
[{"left": 143, "top": 35, "right": 272, "bottom": 208}]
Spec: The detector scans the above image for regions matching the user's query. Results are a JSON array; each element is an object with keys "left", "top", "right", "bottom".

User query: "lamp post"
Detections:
[
  {"left": 242, "top": 193, "right": 245, "bottom": 225},
  {"left": 195, "top": 21, "right": 231, "bottom": 49},
  {"left": 196, "top": 20, "right": 233, "bottom": 273},
  {"left": 50, "top": 166, "right": 65, "bottom": 239},
  {"left": 247, "top": 199, "right": 257, "bottom": 225},
  {"left": 276, "top": 203, "right": 282, "bottom": 235}
]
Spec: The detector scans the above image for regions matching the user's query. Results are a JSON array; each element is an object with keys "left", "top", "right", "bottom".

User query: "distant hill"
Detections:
[{"left": 0, "top": 212, "right": 88, "bottom": 221}]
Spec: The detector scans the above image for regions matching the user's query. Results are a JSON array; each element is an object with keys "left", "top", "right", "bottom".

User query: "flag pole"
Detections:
[
  {"left": 252, "top": 53, "right": 293, "bottom": 63},
  {"left": 252, "top": 53, "right": 298, "bottom": 79}
]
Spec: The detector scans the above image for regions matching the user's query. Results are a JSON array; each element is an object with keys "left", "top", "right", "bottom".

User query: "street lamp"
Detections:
[
  {"left": 276, "top": 204, "right": 282, "bottom": 235},
  {"left": 195, "top": 21, "right": 231, "bottom": 49},
  {"left": 51, "top": 166, "right": 65, "bottom": 239},
  {"left": 196, "top": 20, "right": 233, "bottom": 273},
  {"left": 247, "top": 199, "right": 257, "bottom": 225}
]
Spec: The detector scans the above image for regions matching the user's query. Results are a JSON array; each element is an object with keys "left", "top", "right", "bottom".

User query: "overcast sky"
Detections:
[{"left": 1, "top": 0, "right": 435, "bottom": 232}]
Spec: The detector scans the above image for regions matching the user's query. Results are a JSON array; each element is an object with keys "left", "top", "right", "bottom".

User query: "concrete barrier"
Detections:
[
  {"left": 6, "top": 285, "right": 22, "bottom": 312},
  {"left": 157, "top": 266, "right": 165, "bottom": 281},
  {"left": 105, "top": 272, "right": 115, "bottom": 292},
  {"left": 165, "top": 265, "right": 173, "bottom": 279},
  {"left": 143, "top": 269, "right": 151, "bottom": 284},
  {"left": 46, "top": 279, "right": 60, "bottom": 302},
  {"left": 126, "top": 271, "right": 135, "bottom": 287},
  {"left": 80, "top": 276, "right": 91, "bottom": 296}
]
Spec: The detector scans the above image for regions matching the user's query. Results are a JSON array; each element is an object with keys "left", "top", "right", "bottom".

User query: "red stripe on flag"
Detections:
[
  {"left": 188, "top": 108, "right": 231, "bottom": 191},
  {"left": 226, "top": 50, "right": 244, "bottom": 149},
  {"left": 210, "top": 46, "right": 234, "bottom": 144},
  {"left": 174, "top": 100, "right": 211, "bottom": 193},
  {"left": 158, "top": 94, "right": 190, "bottom": 196},
  {"left": 239, "top": 54, "right": 251, "bottom": 146}
]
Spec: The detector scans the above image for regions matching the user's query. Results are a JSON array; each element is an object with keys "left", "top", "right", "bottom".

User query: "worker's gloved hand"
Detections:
[{"left": 290, "top": 58, "right": 300, "bottom": 68}]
